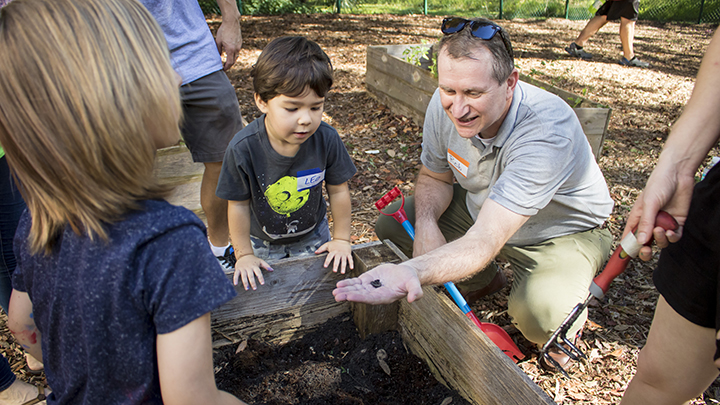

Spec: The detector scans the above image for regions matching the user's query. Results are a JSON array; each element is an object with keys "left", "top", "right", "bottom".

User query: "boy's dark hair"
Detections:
[{"left": 252, "top": 36, "right": 333, "bottom": 102}]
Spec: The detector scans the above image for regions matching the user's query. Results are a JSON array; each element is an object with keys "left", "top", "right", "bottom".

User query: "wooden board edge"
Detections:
[{"left": 398, "top": 287, "right": 556, "bottom": 405}]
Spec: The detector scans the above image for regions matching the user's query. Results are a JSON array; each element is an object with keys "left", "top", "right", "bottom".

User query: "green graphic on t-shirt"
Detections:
[{"left": 264, "top": 176, "right": 310, "bottom": 216}]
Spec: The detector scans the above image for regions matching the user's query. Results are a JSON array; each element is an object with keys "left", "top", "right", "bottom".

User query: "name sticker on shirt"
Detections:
[
  {"left": 297, "top": 168, "right": 325, "bottom": 191},
  {"left": 447, "top": 149, "right": 469, "bottom": 178}
]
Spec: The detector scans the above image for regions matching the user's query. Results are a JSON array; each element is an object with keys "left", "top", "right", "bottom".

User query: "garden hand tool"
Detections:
[
  {"left": 541, "top": 210, "right": 679, "bottom": 377},
  {"left": 375, "top": 186, "right": 525, "bottom": 362}
]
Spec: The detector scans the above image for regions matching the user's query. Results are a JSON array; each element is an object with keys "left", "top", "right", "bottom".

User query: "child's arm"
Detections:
[
  {"left": 7, "top": 289, "right": 43, "bottom": 362},
  {"left": 228, "top": 199, "right": 272, "bottom": 290},
  {"left": 315, "top": 182, "right": 354, "bottom": 274},
  {"left": 157, "top": 313, "right": 246, "bottom": 405}
]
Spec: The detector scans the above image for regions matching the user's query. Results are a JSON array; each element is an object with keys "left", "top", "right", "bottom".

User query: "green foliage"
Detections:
[
  {"left": 198, "top": 0, "right": 718, "bottom": 23},
  {"left": 639, "top": 0, "right": 720, "bottom": 22},
  {"left": 401, "top": 44, "right": 438, "bottom": 78},
  {"left": 243, "top": 0, "right": 316, "bottom": 15},
  {"left": 199, "top": 0, "right": 318, "bottom": 16}
]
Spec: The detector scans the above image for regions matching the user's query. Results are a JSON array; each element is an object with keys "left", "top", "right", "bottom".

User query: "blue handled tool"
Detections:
[{"left": 376, "top": 187, "right": 525, "bottom": 362}]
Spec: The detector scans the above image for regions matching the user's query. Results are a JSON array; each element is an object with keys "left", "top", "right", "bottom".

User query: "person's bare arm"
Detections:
[
  {"left": 412, "top": 165, "right": 455, "bottom": 257},
  {"left": 7, "top": 290, "right": 43, "bottom": 361},
  {"left": 214, "top": 0, "right": 242, "bottom": 70},
  {"left": 228, "top": 199, "right": 270, "bottom": 289},
  {"left": 625, "top": 28, "right": 720, "bottom": 259},
  {"left": 409, "top": 198, "right": 529, "bottom": 285},
  {"left": 316, "top": 182, "right": 353, "bottom": 273},
  {"left": 157, "top": 313, "right": 246, "bottom": 405},
  {"left": 334, "top": 199, "right": 529, "bottom": 304}
]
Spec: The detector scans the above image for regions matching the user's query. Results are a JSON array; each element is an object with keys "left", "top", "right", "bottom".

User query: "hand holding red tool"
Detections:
[
  {"left": 375, "top": 186, "right": 525, "bottom": 362},
  {"left": 540, "top": 210, "right": 679, "bottom": 377}
]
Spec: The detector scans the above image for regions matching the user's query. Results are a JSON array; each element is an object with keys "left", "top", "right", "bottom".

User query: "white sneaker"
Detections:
[{"left": 0, "top": 379, "right": 50, "bottom": 405}]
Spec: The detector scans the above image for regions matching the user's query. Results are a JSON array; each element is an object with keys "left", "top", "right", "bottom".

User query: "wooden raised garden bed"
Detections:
[
  {"left": 211, "top": 241, "right": 555, "bottom": 405},
  {"left": 365, "top": 44, "right": 612, "bottom": 161}
]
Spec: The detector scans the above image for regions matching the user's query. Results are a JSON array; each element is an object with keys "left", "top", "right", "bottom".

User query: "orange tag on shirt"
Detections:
[{"left": 447, "top": 149, "right": 469, "bottom": 178}]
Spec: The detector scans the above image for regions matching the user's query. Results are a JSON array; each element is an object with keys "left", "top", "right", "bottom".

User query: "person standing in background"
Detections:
[{"left": 139, "top": 0, "right": 246, "bottom": 269}]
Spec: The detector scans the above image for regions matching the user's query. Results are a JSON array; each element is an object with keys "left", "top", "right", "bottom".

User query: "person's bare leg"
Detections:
[
  {"left": 619, "top": 17, "right": 636, "bottom": 60},
  {"left": 620, "top": 296, "right": 718, "bottom": 405},
  {"left": 201, "top": 161, "right": 229, "bottom": 248},
  {"left": 575, "top": 15, "right": 609, "bottom": 47}
]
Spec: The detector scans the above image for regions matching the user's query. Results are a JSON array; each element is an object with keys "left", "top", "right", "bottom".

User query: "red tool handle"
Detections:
[{"left": 591, "top": 211, "right": 678, "bottom": 297}]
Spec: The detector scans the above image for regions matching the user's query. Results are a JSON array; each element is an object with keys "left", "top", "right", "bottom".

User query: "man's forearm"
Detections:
[
  {"left": 414, "top": 166, "right": 453, "bottom": 227},
  {"left": 406, "top": 199, "right": 529, "bottom": 286}
]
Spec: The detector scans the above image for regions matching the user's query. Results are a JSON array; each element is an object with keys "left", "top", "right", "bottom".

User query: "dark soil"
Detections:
[{"left": 214, "top": 314, "right": 469, "bottom": 405}]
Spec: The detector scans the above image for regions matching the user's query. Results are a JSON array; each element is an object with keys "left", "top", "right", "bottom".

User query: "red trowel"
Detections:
[
  {"left": 541, "top": 210, "right": 679, "bottom": 377},
  {"left": 376, "top": 186, "right": 525, "bottom": 362}
]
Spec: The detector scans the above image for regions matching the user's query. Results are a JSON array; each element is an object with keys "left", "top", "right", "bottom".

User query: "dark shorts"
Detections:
[
  {"left": 180, "top": 70, "right": 244, "bottom": 163},
  {"left": 653, "top": 163, "right": 720, "bottom": 358},
  {"left": 597, "top": 0, "right": 639, "bottom": 21}
]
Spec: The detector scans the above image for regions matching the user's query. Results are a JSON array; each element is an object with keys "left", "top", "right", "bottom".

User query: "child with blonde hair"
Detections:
[{"left": 0, "top": 0, "right": 245, "bottom": 403}]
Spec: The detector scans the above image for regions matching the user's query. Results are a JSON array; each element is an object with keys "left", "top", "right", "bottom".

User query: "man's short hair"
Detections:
[
  {"left": 439, "top": 18, "right": 515, "bottom": 85},
  {"left": 252, "top": 36, "right": 333, "bottom": 102}
]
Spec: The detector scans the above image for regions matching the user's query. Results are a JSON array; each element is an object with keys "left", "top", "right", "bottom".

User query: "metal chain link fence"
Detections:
[{"left": 200, "top": 0, "right": 720, "bottom": 23}]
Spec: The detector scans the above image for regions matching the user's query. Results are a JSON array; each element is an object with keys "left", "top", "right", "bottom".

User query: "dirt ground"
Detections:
[{"left": 2, "top": 13, "right": 719, "bottom": 405}]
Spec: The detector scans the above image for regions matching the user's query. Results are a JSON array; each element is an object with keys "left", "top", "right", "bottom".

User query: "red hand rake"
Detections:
[
  {"left": 541, "top": 210, "right": 679, "bottom": 377},
  {"left": 376, "top": 186, "right": 525, "bottom": 362}
]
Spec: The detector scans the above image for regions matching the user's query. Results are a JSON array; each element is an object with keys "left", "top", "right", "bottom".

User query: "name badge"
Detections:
[
  {"left": 447, "top": 149, "right": 469, "bottom": 178},
  {"left": 297, "top": 168, "right": 325, "bottom": 191}
]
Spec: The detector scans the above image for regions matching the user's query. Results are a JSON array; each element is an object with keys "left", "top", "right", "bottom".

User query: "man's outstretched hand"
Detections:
[{"left": 332, "top": 263, "right": 423, "bottom": 305}]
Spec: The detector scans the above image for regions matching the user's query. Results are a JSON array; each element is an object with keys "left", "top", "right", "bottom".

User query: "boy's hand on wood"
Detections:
[
  {"left": 233, "top": 254, "right": 272, "bottom": 290},
  {"left": 316, "top": 239, "right": 354, "bottom": 274}
]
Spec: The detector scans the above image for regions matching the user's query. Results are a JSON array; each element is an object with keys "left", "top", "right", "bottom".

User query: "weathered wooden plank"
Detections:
[
  {"left": 350, "top": 241, "right": 402, "bottom": 338},
  {"left": 398, "top": 287, "right": 556, "bottom": 405},
  {"left": 164, "top": 181, "right": 203, "bottom": 217},
  {"left": 365, "top": 81, "right": 426, "bottom": 127},
  {"left": 154, "top": 144, "right": 205, "bottom": 180},
  {"left": 575, "top": 107, "right": 611, "bottom": 160},
  {"left": 211, "top": 243, "right": 403, "bottom": 347},
  {"left": 211, "top": 252, "right": 352, "bottom": 347},
  {"left": 365, "top": 69, "right": 433, "bottom": 119},
  {"left": 366, "top": 45, "right": 438, "bottom": 94}
]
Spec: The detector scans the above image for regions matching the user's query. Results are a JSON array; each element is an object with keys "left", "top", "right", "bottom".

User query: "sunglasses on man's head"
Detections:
[
  {"left": 441, "top": 17, "right": 502, "bottom": 39},
  {"left": 440, "top": 17, "right": 513, "bottom": 58}
]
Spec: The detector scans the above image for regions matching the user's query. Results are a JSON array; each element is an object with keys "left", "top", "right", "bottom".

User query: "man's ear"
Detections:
[
  {"left": 254, "top": 93, "right": 268, "bottom": 114},
  {"left": 506, "top": 69, "right": 519, "bottom": 95}
]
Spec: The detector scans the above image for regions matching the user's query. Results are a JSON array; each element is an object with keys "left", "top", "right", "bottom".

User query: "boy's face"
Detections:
[{"left": 255, "top": 87, "right": 325, "bottom": 155}]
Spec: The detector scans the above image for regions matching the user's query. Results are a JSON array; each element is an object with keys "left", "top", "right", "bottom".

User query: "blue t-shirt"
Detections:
[
  {"left": 139, "top": 0, "right": 222, "bottom": 85},
  {"left": 216, "top": 115, "right": 357, "bottom": 243},
  {"left": 12, "top": 200, "right": 236, "bottom": 404}
]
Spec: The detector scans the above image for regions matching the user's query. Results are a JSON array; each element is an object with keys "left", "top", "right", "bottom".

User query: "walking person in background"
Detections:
[
  {"left": 139, "top": 0, "right": 246, "bottom": 270},
  {"left": 619, "top": 26, "right": 720, "bottom": 405},
  {"left": 0, "top": 0, "right": 246, "bottom": 402},
  {"left": 566, "top": 0, "right": 650, "bottom": 67}
]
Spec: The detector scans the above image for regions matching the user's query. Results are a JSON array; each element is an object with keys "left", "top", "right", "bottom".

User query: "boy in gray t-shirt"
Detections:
[{"left": 217, "top": 36, "right": 356, "bottom": 291}]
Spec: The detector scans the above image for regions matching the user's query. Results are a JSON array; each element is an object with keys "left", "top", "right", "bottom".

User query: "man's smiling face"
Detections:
[{"left": 437, "top": 46, "right": 517, "bottom": 139}]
